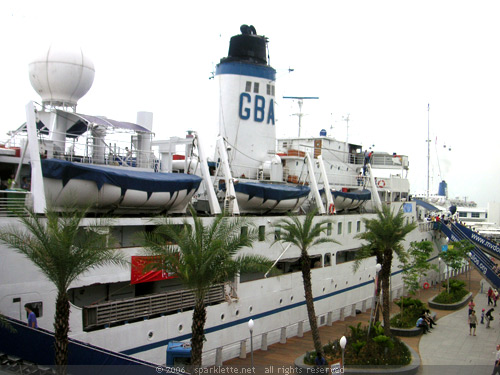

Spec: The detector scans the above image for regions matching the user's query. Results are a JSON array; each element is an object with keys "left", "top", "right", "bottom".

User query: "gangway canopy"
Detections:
[
  {"left": 15, "top": 109, "right": 151, "bottom": 138},
  {"left": 414, "top": 198, "right": 440, "bottom": 212}
]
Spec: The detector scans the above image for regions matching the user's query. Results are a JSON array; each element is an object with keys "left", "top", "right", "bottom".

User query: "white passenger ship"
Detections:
[{"left": 0, "top": 25, "right": 437, "bottom": 366}]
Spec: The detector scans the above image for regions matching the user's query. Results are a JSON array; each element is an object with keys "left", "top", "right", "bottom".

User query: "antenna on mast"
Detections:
[
  {"left": 426, "top": 103, "right": 430, "bottom": 199},
  {"left": 342, "top": 114, "right": 350, "bottom": 144},
  {"left": 283, "top": 96, "right": 319, "bottom": 137}
]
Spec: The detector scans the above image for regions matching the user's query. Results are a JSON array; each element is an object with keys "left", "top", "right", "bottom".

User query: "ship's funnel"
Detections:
[
  {"left": 215, "top": 26, "right": 276, "bottom": 179},
  {"left": 438, "top": 180, "right": 448, "bottom": 197}
]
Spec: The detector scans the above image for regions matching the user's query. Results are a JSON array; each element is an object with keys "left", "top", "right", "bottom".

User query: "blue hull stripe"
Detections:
[
  {"left": 120, "top": 262, "right": 426, "bottom": 356},
  {"left": 215, "top": 62, "right": 276, "bottom": 81}
]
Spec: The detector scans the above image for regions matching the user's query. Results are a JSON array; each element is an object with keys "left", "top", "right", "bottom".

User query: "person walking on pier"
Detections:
[
  {"left": 468, "top": 310, "right": 477, "bottom": 336},
  {"left": 492, "top": 344, "right": 500, "bottom": 375},
  {"left": 469, "top": 299, "right": 476, "bottom": 315},
  {"left": 486, "top": 308, "right": 495, "bottom": 328}
]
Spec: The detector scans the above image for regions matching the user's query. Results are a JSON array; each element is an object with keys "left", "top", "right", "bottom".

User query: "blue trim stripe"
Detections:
[
  {"left": 215, "top": 62, "right": 276, "bottom": 80},
  {"left": 121, "top": 255, "right": 438, "bottom": 356}
]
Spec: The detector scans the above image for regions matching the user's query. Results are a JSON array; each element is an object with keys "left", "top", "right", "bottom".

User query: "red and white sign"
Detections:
[{"left": 130, "top": 256, "right": 177, "bottom": 285}]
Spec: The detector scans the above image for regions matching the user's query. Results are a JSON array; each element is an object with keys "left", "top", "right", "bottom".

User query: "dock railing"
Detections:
[{"left": 202, "top": 264, "right": 469, "bottom": 366}]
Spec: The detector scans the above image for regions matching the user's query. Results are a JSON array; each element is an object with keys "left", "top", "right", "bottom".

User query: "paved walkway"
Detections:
[
  {"left": 419, "top": 281, "right": 499, "bottom": 375},
  {"left": 224, "top": 269, "right": 500, "bottom": 374}
]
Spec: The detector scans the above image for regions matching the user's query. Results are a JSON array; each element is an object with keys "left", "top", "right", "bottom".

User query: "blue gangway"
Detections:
[
  {"left": 436, "top": 222, "right": 500, "bottom": 289},
  {"left": 452, "top": 222, "right": 500, "bottom": 260}
]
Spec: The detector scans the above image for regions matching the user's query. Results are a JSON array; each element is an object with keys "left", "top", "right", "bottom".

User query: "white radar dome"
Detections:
[{"left": 29, "top": 43, "right": 95, "bottom": 107}]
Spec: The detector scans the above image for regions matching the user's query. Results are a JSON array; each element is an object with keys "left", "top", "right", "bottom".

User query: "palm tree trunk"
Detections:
[
  {"left": 54, "top": 290, "right": 70, "bottom": 375},
  {"left": 190, "top": 298, "right": 207, "bottom": 368},
  {"left": 374, "top": 276, "right": 382, "bottom": 323},
  {"left": 381, "top": 250, "right": 393, "bottom": 336},
  {"left": 300, "top": 252, "right": 323, "bottom": 356}
]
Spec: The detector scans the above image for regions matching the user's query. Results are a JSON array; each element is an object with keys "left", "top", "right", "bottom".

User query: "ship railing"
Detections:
[
  {"left": 419, "top": 221, "right": 434, "bottom": 232},
  {"left": 38, "top": 130, "right": 157, "bottom": 170},
  {"left": 371, "top": 154, "right": 409, "bottom": 170},
  {"left": 82, "top": 284, "right": 225, "bottom": 331},
  {"left": 0, "top": 190, "right": 30, "bottom": 217}
]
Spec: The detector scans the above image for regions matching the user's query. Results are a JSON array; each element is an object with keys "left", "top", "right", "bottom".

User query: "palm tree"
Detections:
[
  {"left": 273, "top": 209, "right": 338, "bottom": 356},
  {"left": 0, "top": 207, "right": 126, "bottom": 374},
  {"left": 353, "top": 205, "right": 417, "bottom": 336},
  {"left": 142, "top": 207, "right": 272, "bottom": 367}
]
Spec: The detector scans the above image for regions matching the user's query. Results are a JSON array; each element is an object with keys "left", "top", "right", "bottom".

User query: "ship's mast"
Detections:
[
  {"left": 283, "top": 96, "right": 319, "bottom": 137},
  {"left": 426, "top": 103, "right": 430, "bottom": 199},
  {"left": 343, "top": 113, "right": 350, "bottom": 145}
]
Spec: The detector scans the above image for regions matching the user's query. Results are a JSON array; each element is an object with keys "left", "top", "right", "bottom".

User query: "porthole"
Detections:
[
  {"left": 220, "top": 314, "right": 225, "bottom": 321},
  {"left": 335, "top": 284, "right": 337, "bottom": 288},
  {"left": 290, "top": 295, "right": 294, "bottom": 301},
  {"left": 346, "top": 281, "right": 348, "bottom": 284},
  {"left": 249, "top": 306, "right": 253, "bottom": 313},
  {"left": 147, "top": 330, "right": 154, "bottom": 340},
  {"left": 235, "top": 309, "right": 240, "bottom": 317},
  {"left": 279, "top": 298, "right": 283, "bottom": 305},
  {"left": 322, "top": 287, "right": 325, "bottom": 292},
  {"left": 178, "top": 324, "right": 183, "bottom": 332}
]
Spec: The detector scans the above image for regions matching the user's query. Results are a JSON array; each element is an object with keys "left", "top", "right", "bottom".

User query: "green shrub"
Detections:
[
  {"left": 394, "top": 297, "right": 424, "bottom": 310},
  {"left": 433, "top": 279, "right": 468, "bottom": 304},
  {"left": 391, "top": 298, "right": 427, "bottom": 328},
  {"left": 320, "top": 322, "right": 411, "bottom": 367}
]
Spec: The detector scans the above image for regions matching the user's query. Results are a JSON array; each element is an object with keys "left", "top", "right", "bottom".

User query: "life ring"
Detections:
[
  {"left": 423, "top": 282, "right": 430, "bottom": 290},
  {"left": 328, "top": 203, "right": 335, "bottom": 215},
  {"left": 377, "top": 179, "right": 386, "bottom": 188}
]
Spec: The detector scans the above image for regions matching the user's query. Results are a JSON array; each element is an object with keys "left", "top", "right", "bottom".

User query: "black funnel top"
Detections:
[{"left": 221, "top": 25, "right": 268, "bottom": 65}]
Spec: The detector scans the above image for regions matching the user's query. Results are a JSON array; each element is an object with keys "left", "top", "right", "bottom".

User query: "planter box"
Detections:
[
  {"left": 389, "top": 312, "right": 437, "bottom": 337},
  {"left": 294, "top": 343, "right": 420, "bottom": 375},
  {"left": 428, "top": 292, "right": 472, "bottom": 311}
]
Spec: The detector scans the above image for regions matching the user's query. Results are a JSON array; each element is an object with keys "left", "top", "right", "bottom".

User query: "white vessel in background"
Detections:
[{"left": 0, "top": 25, "right": 437, "bottom": 366}]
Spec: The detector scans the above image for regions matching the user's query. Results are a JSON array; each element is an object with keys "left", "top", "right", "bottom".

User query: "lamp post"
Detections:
[
  {"left": 340, "top": 335, "right": 347, "bottom": 369},
  {"left": 248, "top": 319, "right": 254, "bottom": 369},
  {"left": 468, "top": 252, "right": 472, "bottom": 292},
  {"left": 438, "top": 257, "right": 441, "bottom": 292}
]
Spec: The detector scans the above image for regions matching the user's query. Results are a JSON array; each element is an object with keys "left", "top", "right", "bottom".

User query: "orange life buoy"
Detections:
[
  {"left": 328, "top": 203, "right": 335, "bottom": 215},
  {"left": 423, "top": 282, "right": 430, "bottom": 290},
  {"left": 377, "top": 179, "right": 386, "bottom": 188}
]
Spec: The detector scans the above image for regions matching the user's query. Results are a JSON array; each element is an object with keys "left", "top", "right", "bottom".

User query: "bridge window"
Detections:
[
  {"left": 471, "top": 212, "right": 480, "bottom": 218},
  {"left": 254, "top": 82, "right": 260, "bottom": 93},
  {"left": 327, "top": 223, "right": 332, "bottom": 235},
  {"left": 245, "top": 81, "right": 252, "bottom": 92},
  {"left": 266, "top": 84, "right": 276, "bottom": 96},
  {"left": 337, "top": 222, "right": 342, "bottom": 235},
  {"left": 347, "top": 222, "right": 352, "bottom": 234},
  {"left": 459, "top": 212, "right": 467, "bottom": 218},
  {"left": 356, "top": 221, "right": 361, "bottom": 233}
]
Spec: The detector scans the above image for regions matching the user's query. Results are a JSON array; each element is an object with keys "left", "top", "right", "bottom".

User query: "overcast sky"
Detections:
[{"left": 1, "top": 0, "right": 499, "bottom": 206}]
